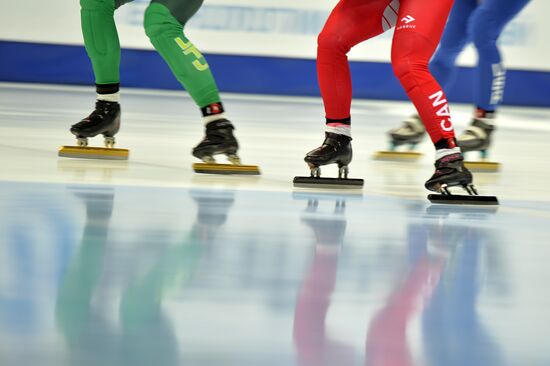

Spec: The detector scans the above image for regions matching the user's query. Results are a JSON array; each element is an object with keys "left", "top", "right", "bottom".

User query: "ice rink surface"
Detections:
[{"left": 1, "top": 83, "right": 549, "bottom": 366}]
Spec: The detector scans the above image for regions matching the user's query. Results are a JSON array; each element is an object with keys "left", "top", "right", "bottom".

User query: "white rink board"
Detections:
[{"left": 0, "top": 0, "right": 547, "bottom": 71}]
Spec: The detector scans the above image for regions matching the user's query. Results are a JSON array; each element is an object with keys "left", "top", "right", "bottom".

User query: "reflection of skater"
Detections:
[
  {"left": 55, "top": 188, "right": 235, "bottom": 365},
  {"left": 422, "top": 210, "right": 505, "bottom": 366},
  {"left": 366, "top": 224, "right": 444, "bottom": 366},
  {"left": 55, "top": 188, "right": 125, "bottom": 366},
  {"left": 292, "top": 197, "right": 446, "bottom": 366},
  {"left": 302, "top": 0, "right": 475, "bottom": 195},
  {"left": 64, "top": 0, "right": 255, "bottom": 172},
  {"left": 293, "top": 197, "right": 354, "bottom": 366},
  {"left": 390, "top": 0, "right": 531, "bottom": 163}
]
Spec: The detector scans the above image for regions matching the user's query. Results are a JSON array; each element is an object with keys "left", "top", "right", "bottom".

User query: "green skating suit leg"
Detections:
[
  {"left": 75, "top": 0, "right": 129, "bottom": 146},
  {"left": 144, "top": 0, "right": 221, "bottom": 108},
  {"left": 80, "top": 0, "right": 127, "bottom": 85}
]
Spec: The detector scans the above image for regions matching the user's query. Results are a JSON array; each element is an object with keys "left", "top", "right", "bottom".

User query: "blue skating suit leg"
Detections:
[{"left": 431, "top": 0, "right": 531, "bottom": 111}]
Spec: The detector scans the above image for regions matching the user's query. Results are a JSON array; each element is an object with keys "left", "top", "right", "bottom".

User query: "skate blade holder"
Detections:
[
  {"left": 428, "top": 184, "right": 499, "bottom": 205},
  {"left": 293, "top": 176, "right": 364, "bottom": 189},
  {"left": 464, "top": 160, "right": 500, "bottom": 172},
  {"left": 58, "top": 146, "right": 129, "bottom": 160},
  {"left": 193, "top": 163, "right": 260, "bottom": 175},
  {"left": 373, "top": 151, "right": 422, "bottom": 161}
]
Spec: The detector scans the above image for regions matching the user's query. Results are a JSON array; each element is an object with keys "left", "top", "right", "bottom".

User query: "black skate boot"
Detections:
[
  {"left": 425, "top": 153, "right": 473, "bottom": 193},
  {"left": 59, "top": 100, "right": 128, "bottom": 160},
  {"left": 305, "top": 132, "right": 352, "bottom": 179},
  {"left": 70, "top": 100, "right": 121, "bottom": 148},
  {"left": 374, "top": 115, "right": 425, "bottom": 161},
  {"left": 425, "top": 153, "right": 498, "bottom": 205},
  {"left": 192, "top": 119, "right": 239, "bottom": 164},
  {"left": 294, "top": 133, "right": 363, "bottom": 188},
  {"left": 192, "top": 119, "right": 260, "bottom": 175}
]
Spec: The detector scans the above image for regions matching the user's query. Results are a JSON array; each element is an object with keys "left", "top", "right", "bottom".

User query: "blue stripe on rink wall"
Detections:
[{"left": 1, "top": 40, "right": 549, "bottom": 107}]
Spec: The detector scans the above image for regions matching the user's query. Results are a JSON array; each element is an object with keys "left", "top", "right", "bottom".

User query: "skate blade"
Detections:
[
  {"left": 373, "top": 151, "right": 422, "bottom": 161},
  {"left": 427, "top": 193, "right": 499, "bottom": 205},
  {"left": 293, "top": 176, "right": 364, "bottom": 189},
  {"left": 464, "top": 161, "right": 500, "bottom": 172},
  {"left": 58, "top": 146, "right": 129, "bottom": 160},
  {"left": 193, "top": 163, "right": 260, "bottom": 175}
]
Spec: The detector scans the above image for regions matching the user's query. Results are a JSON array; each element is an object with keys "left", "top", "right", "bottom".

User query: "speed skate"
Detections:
[
  {"left": 294, "top": 132, "right": 363, "bottom": 189},
  {"left": 192, "top": 119, "right": 260, "bottom": 175},
  {"left": 59, "top": 100, "right": 129, "bottom": 160},
  {"left": 425, "top": 153, "right": 498, "bottom": 205},
  {"left": 458, "top": 116, "right": 500, "bottom": 172},
  {"left": 373, "top": 115, "right": 425, "bottom": 161}
]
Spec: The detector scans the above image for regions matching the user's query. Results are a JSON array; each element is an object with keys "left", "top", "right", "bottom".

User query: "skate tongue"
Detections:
[
  {"left": 435, "top": 150, "right": 462, "bottom": 163},
  {"left": 441, "top": 152, "right": 461, "bottom": 161},
  {"left": 472, "top": 117, "right": 495, "bottom": 130}
]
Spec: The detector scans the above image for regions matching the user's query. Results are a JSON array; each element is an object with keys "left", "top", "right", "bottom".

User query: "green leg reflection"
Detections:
[
  {"left": 55, "top": 188, "right": 234, "bottom": 365},
  {"left": 56, "top": 188, "right": 114, "bottom": 340}
]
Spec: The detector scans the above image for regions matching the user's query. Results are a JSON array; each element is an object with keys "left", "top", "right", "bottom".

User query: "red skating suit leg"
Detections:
[
  {"left": 391, "top": 0, "right": 456, "bottom": 144},
  {"left": 317, "top": 0, "right": 401, "bottom": 120}
]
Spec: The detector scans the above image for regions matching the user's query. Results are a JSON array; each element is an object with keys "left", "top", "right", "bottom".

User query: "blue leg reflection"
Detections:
[{"left": 421, "top": 206, "right": 504, "bottom": 366}]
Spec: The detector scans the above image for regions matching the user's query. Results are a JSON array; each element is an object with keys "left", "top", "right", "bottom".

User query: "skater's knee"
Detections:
[
  {"left": 391, "top": 34, "right": 431, "bottom": 85},
  {"left": 80, "top": 0, "right": 116, "bottom": 12},
  {"left": 429, "top": 56, "right": 453, "bottom": 80},
  {"left": 317, "top": 30, "right": 351, "bottom": 55},
  {"left": 391, "top": 54, "right": 429, "bottom": 84},
  {"left": 431, "top": 46, "right": 460, "bottom": 71},
  {"left": 144, "top": 2, "right": 182, "bottom": 39}
]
